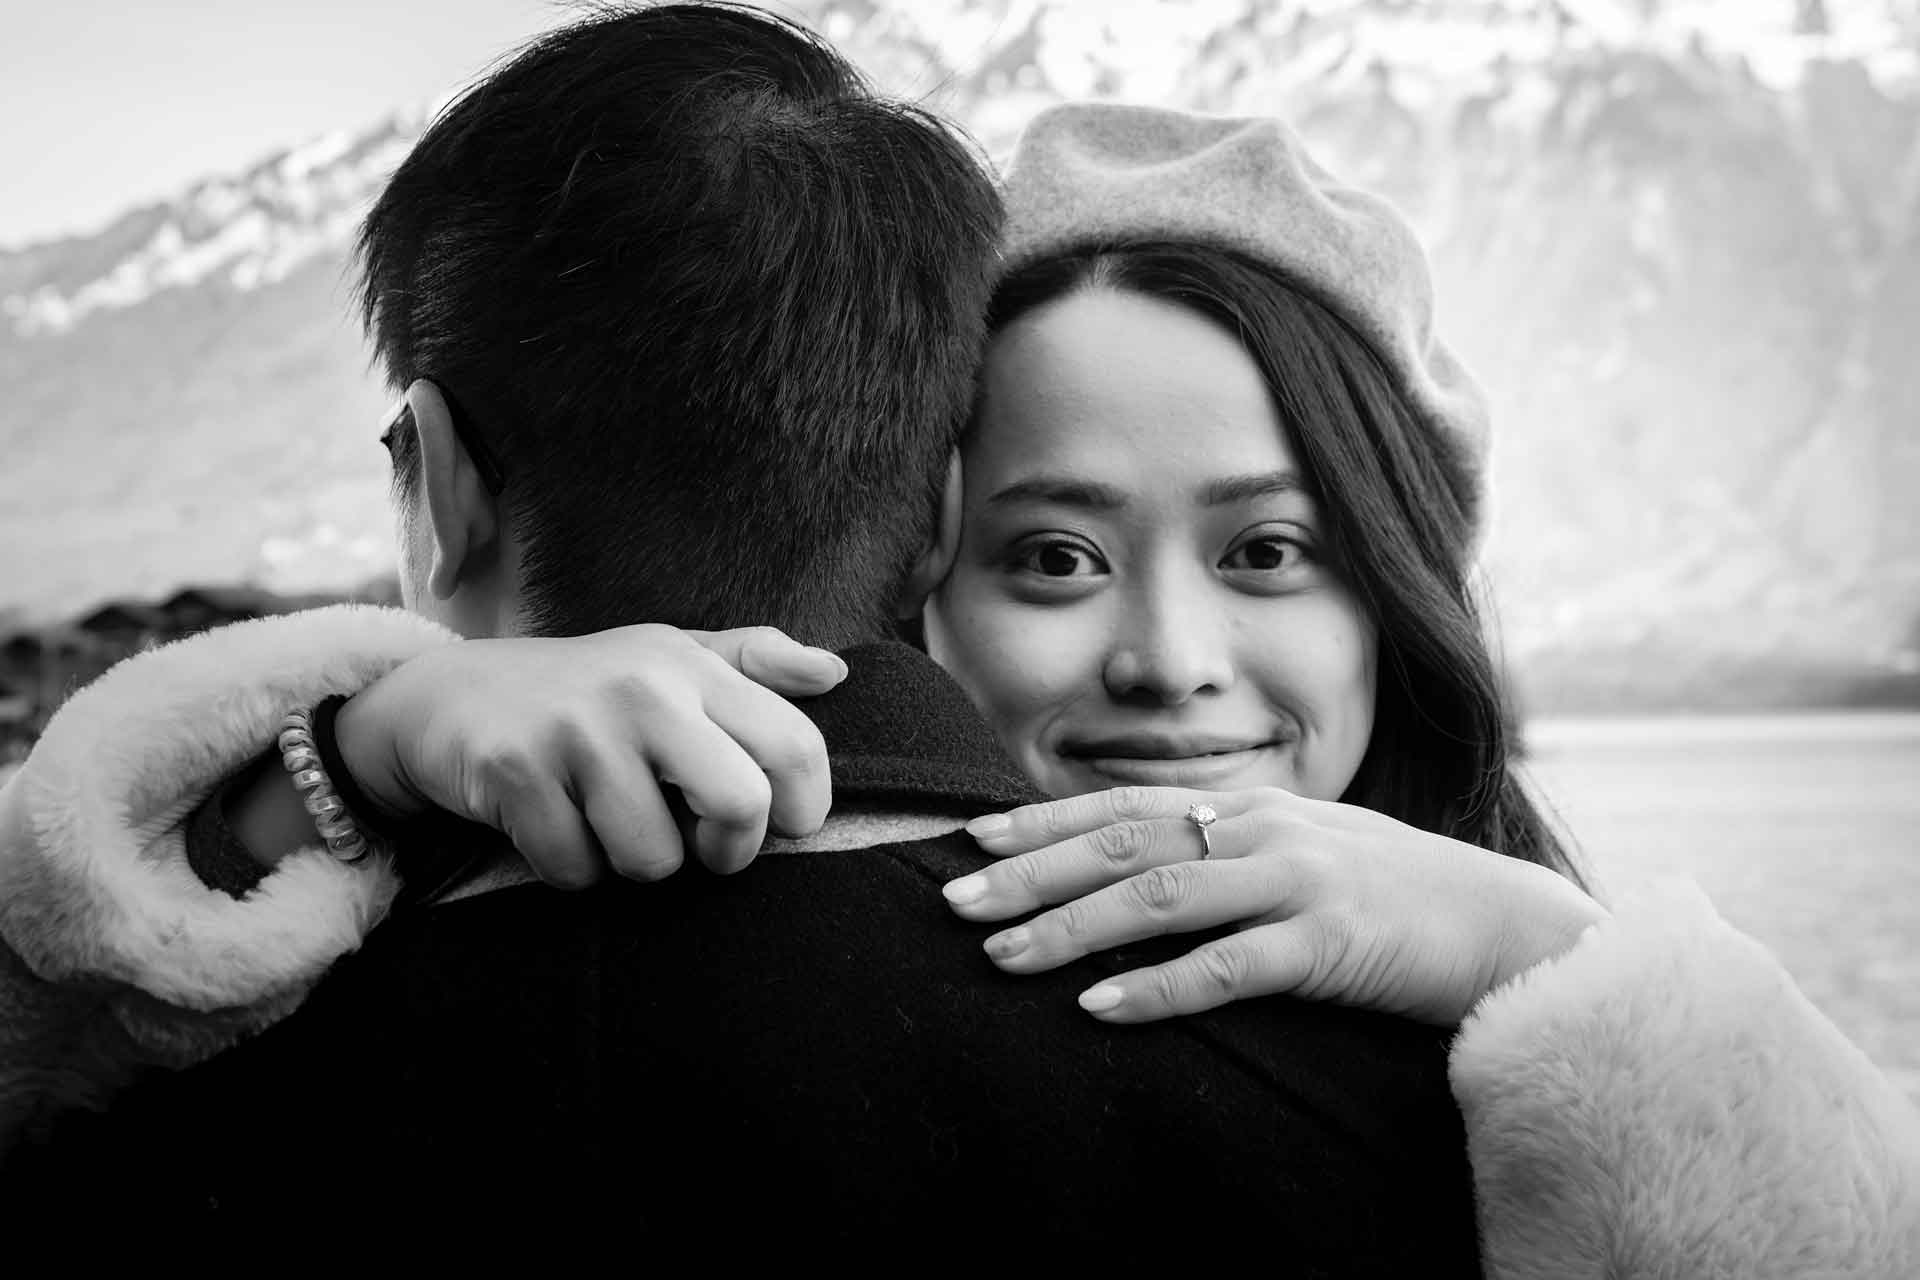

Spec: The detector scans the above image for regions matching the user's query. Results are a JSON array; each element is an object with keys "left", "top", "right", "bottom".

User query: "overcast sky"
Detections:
[
  {"left": 2, "top": 0, "right": 1906, "bottom": 248},
  {"left": 0, "top": 0, "right": 577, "bottom": 247}
]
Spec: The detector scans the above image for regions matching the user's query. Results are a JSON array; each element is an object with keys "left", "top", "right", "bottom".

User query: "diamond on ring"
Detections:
[{"left": 1186, "top": 802, "right": 1218, "bottom": 860}]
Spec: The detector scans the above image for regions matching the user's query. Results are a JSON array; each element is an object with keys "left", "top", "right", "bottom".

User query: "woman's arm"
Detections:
[
  {"left": 0, "top": 604, "right": 450, "bottom": 1152},
  {"left": 1453, "top": 877, "right": 1920, "bottom": 1279},
  {"left": 949, "top": 787, "right": 1920, "bottom": 1277},
  {"left": 0, "top": 609, "right": 844, "bottom": 1154}
]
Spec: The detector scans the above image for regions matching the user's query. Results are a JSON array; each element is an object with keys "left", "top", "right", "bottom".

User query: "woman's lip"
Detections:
[
  {"left": 1063, "top": 735, "right": 1278, "bottom": 760},
  {"left": 1067, "top": 746, "right": 1281, "bottom": 789}
]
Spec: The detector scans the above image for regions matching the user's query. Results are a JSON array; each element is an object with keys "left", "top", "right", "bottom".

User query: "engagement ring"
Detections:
[{"left": 1186, "top": 801, "right": 1218, "bottom": 861}]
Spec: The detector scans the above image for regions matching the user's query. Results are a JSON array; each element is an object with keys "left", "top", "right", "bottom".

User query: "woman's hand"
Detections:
[
  {"left": 942, "top": 786, "right": 1606, "bottom": 1026},
  {"left": 334, "top": 625, "right": 845, "bottom": 885}
]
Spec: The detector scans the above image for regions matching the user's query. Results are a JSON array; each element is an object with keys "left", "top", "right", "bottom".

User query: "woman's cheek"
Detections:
[
  {"left": 929, "top": 573, "right": 1098, "bottom": 738},
  {"left": 1247, "top": 593, "right": 1377, "bottom": 800},
  {"left": 1310, "top": 598, "right": 1380, "bottom": 798},
  {"left": 926, "top": 572, "right": 1017, "bottom": 713}
]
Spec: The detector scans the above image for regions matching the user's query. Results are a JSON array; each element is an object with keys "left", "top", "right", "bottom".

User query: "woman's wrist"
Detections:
[
  {"left": 215, "top": 693, "right": 419, "bottom": 870},
  {"left": 1497, "top": 861, "right": 1611, "bottom": 989},
  {"left": 318, "top": 693, "right": 421, "bottom": 831},
  {"left": 221, "top": 749, "right": 330, "bottom": 871}
]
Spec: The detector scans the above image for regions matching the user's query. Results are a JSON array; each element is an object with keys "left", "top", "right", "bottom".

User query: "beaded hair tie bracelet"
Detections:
[{"left": 278, "top": 707, "right": 371, "bottom": 864}]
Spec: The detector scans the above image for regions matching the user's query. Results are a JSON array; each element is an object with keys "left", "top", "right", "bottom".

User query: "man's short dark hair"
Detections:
[{"left": 359, "top": 2, "right": 1002, "bottom": 646}]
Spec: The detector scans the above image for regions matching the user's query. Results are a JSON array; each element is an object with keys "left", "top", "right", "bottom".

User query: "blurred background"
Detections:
[{"left": 1, "top": 0, "right": 1915, "bottom": 1096}]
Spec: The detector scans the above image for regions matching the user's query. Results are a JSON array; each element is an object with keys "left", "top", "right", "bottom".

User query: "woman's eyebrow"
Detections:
[
  {"left": 1202, "top": 471, "right": 1306, "bottom": 506},
  {"left": 985, "top": 476, "right": 1128, "bottom": 510}
]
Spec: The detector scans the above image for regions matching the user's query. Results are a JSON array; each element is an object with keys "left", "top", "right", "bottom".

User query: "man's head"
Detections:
[{"left": 363, "top": 3, "right": 1001, "bottom": 646}]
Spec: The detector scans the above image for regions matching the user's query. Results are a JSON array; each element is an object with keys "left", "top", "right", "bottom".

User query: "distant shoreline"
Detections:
[{"left": 1527, "top": 710, "right": 1920, "bottom": 747}]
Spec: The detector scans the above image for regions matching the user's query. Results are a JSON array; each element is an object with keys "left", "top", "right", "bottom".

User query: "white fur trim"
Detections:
[
  {"left": 0, "top": 605, "right": 454, "bottom": 1013},
  {"left": 1454, "top": 877, "right": 1920, "bottom": 1279}
]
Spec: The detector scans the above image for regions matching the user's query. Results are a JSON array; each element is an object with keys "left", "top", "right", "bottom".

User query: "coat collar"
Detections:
[{"left": 806, "top": 641, "right": 1045, "bottom": 815}]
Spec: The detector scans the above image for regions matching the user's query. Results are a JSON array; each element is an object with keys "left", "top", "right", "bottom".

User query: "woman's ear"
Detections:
[
  {"left": 896, "top": 450, "right": 963, "bottom": 618},
  {"left": 405, "top": 378, "right": 500, "bottom": 602}
]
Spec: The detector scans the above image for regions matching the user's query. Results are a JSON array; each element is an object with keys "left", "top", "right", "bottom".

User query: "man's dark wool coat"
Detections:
[{"left": 9, "top": 644, "right": 1482, "bottom": 1269}]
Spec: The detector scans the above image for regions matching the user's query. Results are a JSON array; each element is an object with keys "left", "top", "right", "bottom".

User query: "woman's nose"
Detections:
[{"left": 1101, "top": 582, "right": 1236, "bottom": 706}]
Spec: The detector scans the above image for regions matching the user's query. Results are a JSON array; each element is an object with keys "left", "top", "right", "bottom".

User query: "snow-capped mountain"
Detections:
[
  {"left": 0, "top": 108, "right": 423, "bottom": 613},
  {"left": 4, "top": 0, "right": 1917, "bottom": 710},
  {"left": 2, "top": 117, "right": 419, "bottom": 338}
]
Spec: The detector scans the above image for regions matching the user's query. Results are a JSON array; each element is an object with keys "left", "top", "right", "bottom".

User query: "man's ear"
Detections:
[
  {"left": 405, "top": 378, "right": 500, "bottom": 602},
  {"left": 896, "top": 450, "right": 963, "bottom": 618}
]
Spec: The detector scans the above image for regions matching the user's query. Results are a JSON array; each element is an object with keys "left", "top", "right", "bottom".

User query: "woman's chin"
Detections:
[{"left": 1043, "top": 745, "right": 1296, "bottom": 796}]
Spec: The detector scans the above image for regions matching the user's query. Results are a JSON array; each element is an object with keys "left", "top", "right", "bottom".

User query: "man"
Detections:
[{"left": 2, "top": 6, "right": 1481, "bottom": 1263}]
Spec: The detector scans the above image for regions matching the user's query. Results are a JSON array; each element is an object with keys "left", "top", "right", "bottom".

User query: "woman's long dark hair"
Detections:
[{"left": 988, "top": 243, "right": 1586, "bottom": 887}]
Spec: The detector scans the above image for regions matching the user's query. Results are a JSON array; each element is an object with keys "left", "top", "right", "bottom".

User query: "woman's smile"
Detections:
[{"left": 1056, "top": 729, "right": 1291, "bottom": 789}]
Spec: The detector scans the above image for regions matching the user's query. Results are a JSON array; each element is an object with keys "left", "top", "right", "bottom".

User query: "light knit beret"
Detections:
[{"left": 999, "top": 102, "right": 1490, "bottom": 535}]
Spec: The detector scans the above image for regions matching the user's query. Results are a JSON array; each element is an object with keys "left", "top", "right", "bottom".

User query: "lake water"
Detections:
[{"left": 1525, "top": 713, "right": 1920, "bottom": 1105}]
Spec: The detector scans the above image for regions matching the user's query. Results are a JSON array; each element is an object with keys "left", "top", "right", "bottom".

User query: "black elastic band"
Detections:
[
  {"left": 311, "top": 694, "right": 410, "bottom": 842},
  {"left": 310, "top": 693, "right": 509, "bottom": 908}
]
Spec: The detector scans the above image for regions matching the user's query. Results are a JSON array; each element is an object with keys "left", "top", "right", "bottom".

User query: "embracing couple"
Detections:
[{"left": 2, "top": 3, "right": 1915, "bottom": 1269}]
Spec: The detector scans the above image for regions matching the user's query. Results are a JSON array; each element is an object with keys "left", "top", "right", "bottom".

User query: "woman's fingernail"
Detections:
[
  {"left": 1078, "top": 984, "right": 1125, "bottom": 1014},
  {"left": 984, "top": 927, "right": 1029, "bottom": 961},
  {"left": 804, "top": 649, "right": 847, "bottom": 679},
  {"left": 943, "top": 874, "right": 988, "bottom": 906},
  {"left": 966, "top": 813, "right": 1010, "bottom": 841}
]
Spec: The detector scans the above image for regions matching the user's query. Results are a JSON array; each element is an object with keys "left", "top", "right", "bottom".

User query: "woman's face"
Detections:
[{"left": 924, "top": 285, "right": 1377, "bottom": 801}]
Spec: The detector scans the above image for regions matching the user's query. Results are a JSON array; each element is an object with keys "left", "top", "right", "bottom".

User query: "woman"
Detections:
[
  {"left": 4, "top": 103, "right": 1915, "bottom": 1272},
  {"left": 918, "top": 228, "right": 1602, "bottom": 1029}
]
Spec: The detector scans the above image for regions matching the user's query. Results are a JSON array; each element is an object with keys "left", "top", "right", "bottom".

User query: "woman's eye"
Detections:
[
  {"left": 1012, "top": 539, "right": 1105, "bottom": 578},
  {"left": 1222, "top": 536, "right": 1307, "bottom": 574}
]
